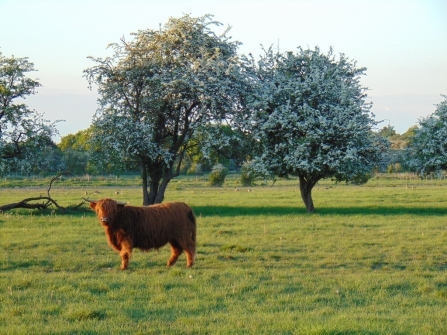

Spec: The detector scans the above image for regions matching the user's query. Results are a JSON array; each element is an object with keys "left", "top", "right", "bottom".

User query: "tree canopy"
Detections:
[
  {"left": 57, "top": 128, "right": 98, "bottom": 175},
  {"left": 376, "top": 125, "right": 417, "bottom": 150},
  {"left": 246, "top": 47, "right": 387, "bottom": 212},
  {"left": 407, "top": 95, "right": 447, "bottom": 176},
  {"left": 84, "top": 14, "right": 249, "bottom": 205},
  {"left": 0, "top": 52, "right": 59, "bottom": 175}
]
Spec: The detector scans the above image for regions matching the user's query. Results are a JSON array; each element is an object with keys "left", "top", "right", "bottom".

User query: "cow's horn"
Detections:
[
  {"left": 82, "top": 198, "right": 127, "bottom": 205},
  {"left": 82, "top": 198, "right": 98, "bottom": 203}
]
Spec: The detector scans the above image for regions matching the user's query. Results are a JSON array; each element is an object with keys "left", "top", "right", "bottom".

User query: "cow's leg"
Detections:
[
  {"left": 183, "top": 233, "right": 196, "bottom": 268},
  {"left": 167, "top": 240, "right": 183, "bottom": 267},
  {"left": 120, "top": 240, "right": 132, "bottom": 270},
  {"left": 185, "top": 249, "right": 194, "bottom": 268}
]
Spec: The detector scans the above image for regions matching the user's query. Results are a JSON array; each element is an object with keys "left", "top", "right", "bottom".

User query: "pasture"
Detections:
[{"left": 1, "top": 176, "right": 447, "bottom": 334}]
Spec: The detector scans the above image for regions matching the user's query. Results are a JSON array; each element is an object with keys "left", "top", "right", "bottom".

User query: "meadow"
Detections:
[{"left": 1, "top": 175, "right": 447, "bottom": 334}]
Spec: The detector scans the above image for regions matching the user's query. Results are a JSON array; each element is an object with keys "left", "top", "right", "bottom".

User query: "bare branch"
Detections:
[{"left": 0, "top": 172, "right": 86, "bottom": 213}]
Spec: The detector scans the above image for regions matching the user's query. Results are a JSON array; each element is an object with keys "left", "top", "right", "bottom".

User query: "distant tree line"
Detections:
[
  {"left": 375, "top": 125, "right": 417, "bottom": 173},
  {"left": 2, "top": 124, "right": 249, "bottom": 177},
  {"left": 0, "top": 121, "right": 438, "bottom": 178},
  {"left": 1, "top": 121, "right": 434, "bottom": 179}
]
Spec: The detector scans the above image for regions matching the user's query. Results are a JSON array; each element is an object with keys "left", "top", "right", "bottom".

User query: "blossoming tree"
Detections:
[
  {"left": 0, "top": 53, "right": 58, "bottom": 175},
  {"left": 247, "top": 47, "right": 387, "bottom": 212},
  {"left": 407, "top": 95, "right": 447, "bottom": 176},
  {"left": 85, "top": 15, "right": 249, "bottom": 205}
]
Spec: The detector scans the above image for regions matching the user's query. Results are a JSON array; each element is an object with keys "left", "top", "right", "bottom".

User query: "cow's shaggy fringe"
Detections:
[{"left": 89, "top": 198, "right": 196, "bottom": 270}]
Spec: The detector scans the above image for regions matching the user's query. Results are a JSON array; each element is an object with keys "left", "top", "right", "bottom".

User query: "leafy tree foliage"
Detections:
[
  {"left": 0, "top": 52, "right": 59, "bottom": 175},
  {"left": 377, "top": 125, "right": 417, "bottom": 150},
  {"left": 246, "top": 47, "right": 387, "bottom": 212},
  {"left": 399, "top": 126, "right": 417, "bottom": 145},
  {"left": 184, "top": 124, "right": 253, "bottom": 173},
  {"left": 58, "top": 128, "right": 99, "bottom": 175},
  {"left": 58, "top": 128, "right": 93, "bottom": 152},
  {"left": 377, "top": 125, "right": 397, "bottom": 138},
  {"left": 85, "top": 14, "right": 249, "bottom": 205},
  {"left": 29, "top": 139, "right": 64, "bottom": 176},
  {"left": 374, "top": 125, "right": 418, "bottom": 172},
  {"left": 407, "top": 95, "right": 447, "bottom": 176}
]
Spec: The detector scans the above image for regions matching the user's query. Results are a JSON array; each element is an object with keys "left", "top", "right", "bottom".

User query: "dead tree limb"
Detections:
[
  {"left": 0, "top": 172, "right": 87, "bottom": 213},
  {"left": 0, "top": 196, "right": 55, "bottom": 212}
]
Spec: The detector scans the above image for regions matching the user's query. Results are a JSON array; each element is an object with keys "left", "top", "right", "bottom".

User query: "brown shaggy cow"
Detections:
[{"left": 87, "top": 198, "right": 196, "bottom": 270}]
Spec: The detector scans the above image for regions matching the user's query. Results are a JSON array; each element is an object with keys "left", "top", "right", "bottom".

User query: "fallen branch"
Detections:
[
  {"left": 0, "top": 172, "right": 87, "bottom": 213},
  {"left": 0, "top": 196, "right": 54, "bottom": 212}
]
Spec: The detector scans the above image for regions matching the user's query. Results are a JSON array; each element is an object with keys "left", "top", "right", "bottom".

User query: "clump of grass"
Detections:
[
  {"left": 67, "top": 309, "right": 107, "bottom": 321},
  {"left": 220, "top": 244, "right": 251, "bottom": 252}
]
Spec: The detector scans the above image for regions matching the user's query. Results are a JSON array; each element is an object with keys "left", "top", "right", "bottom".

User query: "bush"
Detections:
[
  {"left": 209, "top": 163, "right": 228, "bottom": 187},
  {"left": 387, "top": 164, "right": 394, "bottom": 174},
  {"left": 350, "top": 173, "right": 373, "bottom": 185},
  {"left": 240, "top": 162, "right": 257, "bottom": 186}
]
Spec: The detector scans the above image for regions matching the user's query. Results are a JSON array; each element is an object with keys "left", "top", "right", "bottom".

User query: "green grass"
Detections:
[
  {"left": 2, "top": 171, "right": 444, "bottom": 189},
  {"left": 1, "top": 180, "right": 447, "bottom": 334}
]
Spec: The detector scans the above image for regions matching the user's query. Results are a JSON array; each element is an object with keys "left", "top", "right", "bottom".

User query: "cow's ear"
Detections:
[
  {"left": 89, "top": 202, "right": 97, "bottom": 209},
  {"left": 117, "top": 204, "right": 126, "bottom": 210}
]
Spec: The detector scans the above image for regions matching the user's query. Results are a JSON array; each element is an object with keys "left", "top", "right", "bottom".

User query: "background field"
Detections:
[{"left": 1, "top": 175, "right": 447, "bottom": 334}]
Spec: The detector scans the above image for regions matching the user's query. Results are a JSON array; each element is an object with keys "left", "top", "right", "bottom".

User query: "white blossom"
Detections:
[
  {"left": 407, "top": 95, "right": 447, "bottom": 176},
  {"left": 0, "top": 53, "right": 59, "bottom": 175},
  {"left": 85, "top": 15, "right": 249, "bottom": 204},
  {"left": 246, "top": 47, "right": 388, "bottom": 212}
]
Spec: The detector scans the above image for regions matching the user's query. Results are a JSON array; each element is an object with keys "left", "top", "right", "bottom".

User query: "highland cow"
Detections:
[{"left": 87, "top": 198, "right": 196, "bottom": 270}]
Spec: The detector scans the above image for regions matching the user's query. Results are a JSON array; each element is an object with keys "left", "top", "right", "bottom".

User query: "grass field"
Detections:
[{"left": 1, "top": 175, "right": 447, "bottom": 334}]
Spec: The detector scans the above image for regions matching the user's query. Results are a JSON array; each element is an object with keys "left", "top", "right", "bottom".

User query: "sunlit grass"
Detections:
[{"left": 1, "top": 179, "right": 447, "bottom": 334}]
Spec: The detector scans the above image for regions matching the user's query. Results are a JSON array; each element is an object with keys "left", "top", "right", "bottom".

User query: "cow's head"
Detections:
[{"left": 85, "top": 198, "right": 126, "bottom": 225}]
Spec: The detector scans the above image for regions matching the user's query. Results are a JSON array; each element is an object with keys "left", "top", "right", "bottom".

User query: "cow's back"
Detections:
[{"left": 116, "top": 202, "right": 195, "bottom": 250}]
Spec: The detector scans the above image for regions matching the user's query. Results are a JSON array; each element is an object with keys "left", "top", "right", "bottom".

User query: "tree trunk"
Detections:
[
  {"left": 142, "top": 160, "right": 164, "bottom": 205},
  {"left": 154, "top": 166, "right": 176, "bottom": 204},
  {"left": 142, "top": 165, "right": 162, "bottom": 205},
  {"left": 148, "top": 179, "right": 160, "bottom": 205},
  {"left": 299, "top": 175, "right": 317, "bottom": 213},
  {"left": 144, "top": 165, "right": 173, "bottom": 205},
  {"left": 154, "top": 178, "right": 169, "bottom": 204},
  {"left": 142, "top": 165, "right": 150, "bottom": 206}
]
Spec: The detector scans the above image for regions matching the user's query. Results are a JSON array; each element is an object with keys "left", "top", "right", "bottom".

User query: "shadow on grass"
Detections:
[
  {"left": 1, "top": 205, "right": 445, "bottom": 218},
  {"left": 2, "top": 259, "right": 53, "bottom": 270},
  {"left": 192, "top": 205, "right": 447, "bottom": 217}
]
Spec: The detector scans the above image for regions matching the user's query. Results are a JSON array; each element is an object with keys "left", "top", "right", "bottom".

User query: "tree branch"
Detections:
[{"left": 0, "top": 172, "right": 87, "bottom": 213}]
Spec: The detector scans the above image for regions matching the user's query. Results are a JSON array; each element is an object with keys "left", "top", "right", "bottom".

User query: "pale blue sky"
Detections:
[{"left": 1, "top": 0, "right": 446, "bottom": 137}]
